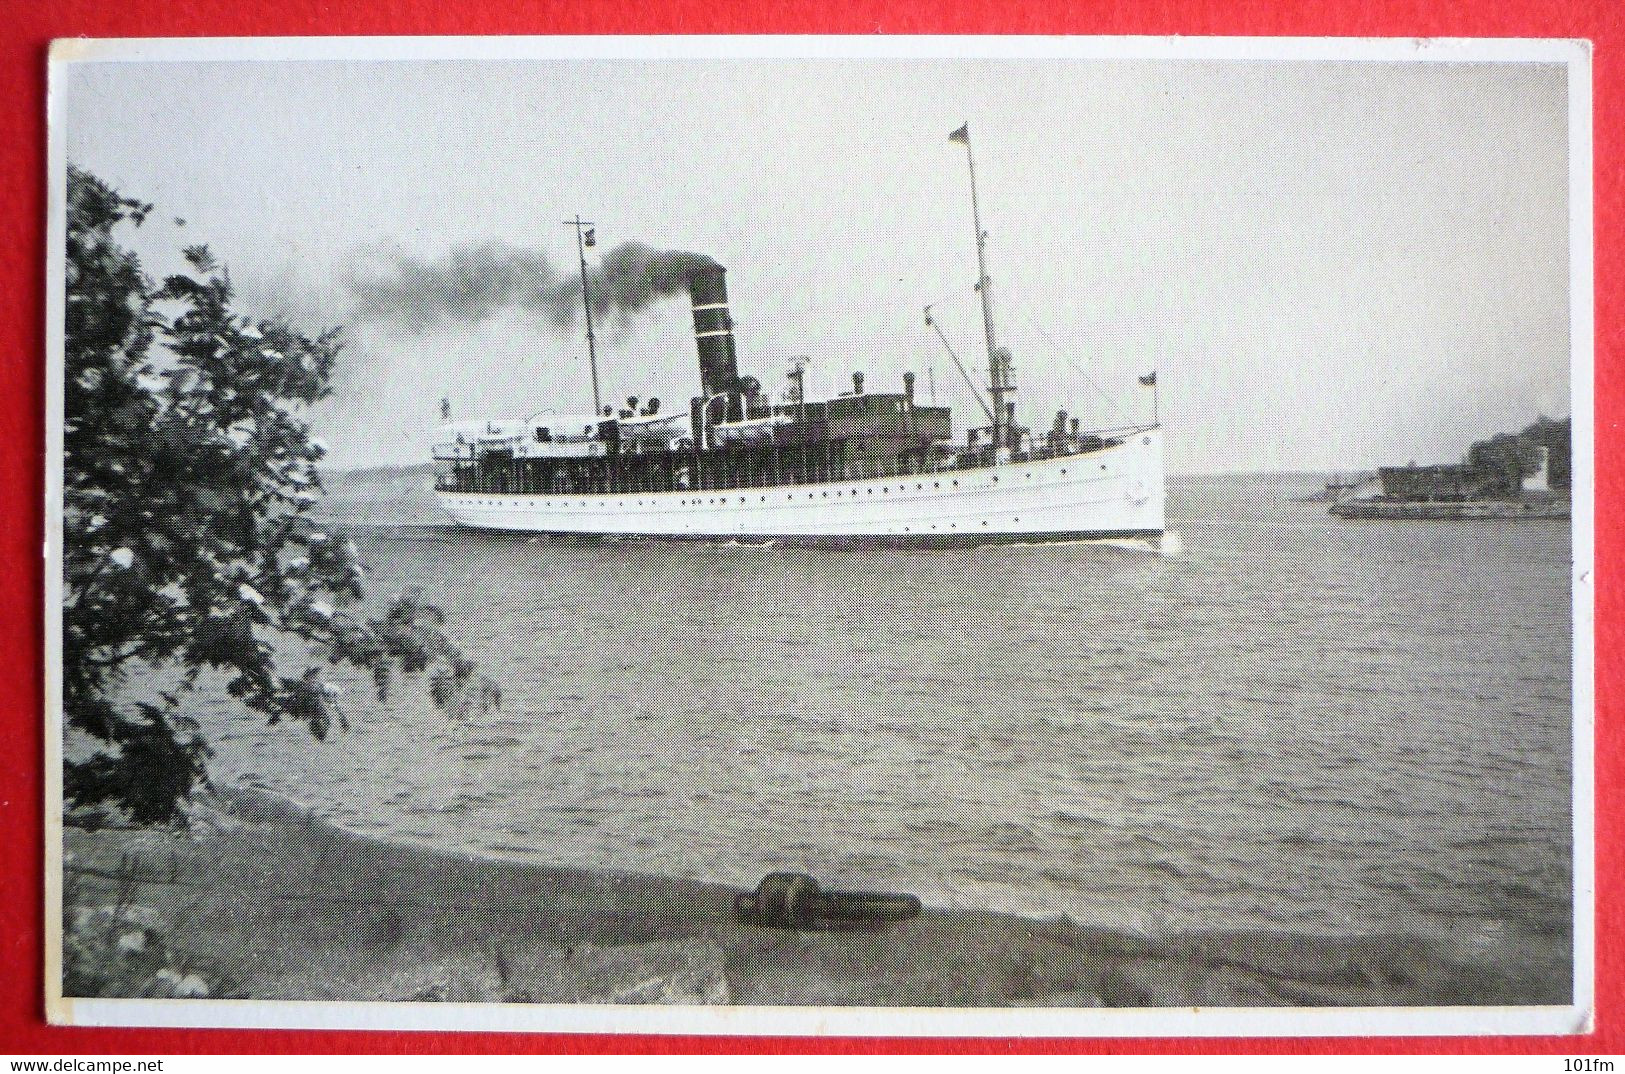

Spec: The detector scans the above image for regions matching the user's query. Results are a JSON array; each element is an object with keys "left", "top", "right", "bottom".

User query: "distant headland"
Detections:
[{"left": 1331, "top": 417, "right": 1571, "bottom": 521}]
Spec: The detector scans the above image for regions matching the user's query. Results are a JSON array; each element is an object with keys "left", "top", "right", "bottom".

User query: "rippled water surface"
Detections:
[{"left": 202, "top": 472, "right": 1574, "bottom": 970}]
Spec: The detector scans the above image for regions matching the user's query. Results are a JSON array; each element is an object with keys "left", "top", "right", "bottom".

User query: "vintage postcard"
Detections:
[{"left": 44, "top": 36, "right": 1593, "bottom": 1036}]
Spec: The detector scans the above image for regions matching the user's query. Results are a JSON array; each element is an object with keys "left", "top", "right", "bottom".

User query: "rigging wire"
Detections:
[
  {"left": 1005, "top": 307, "right": 1128, "bottom": 421},
  {"left": 922, "top": 292, "right": 1131, "bottom": 425},
  {"left": 922, "top": 305, "right": 995, "bottom": 424}
]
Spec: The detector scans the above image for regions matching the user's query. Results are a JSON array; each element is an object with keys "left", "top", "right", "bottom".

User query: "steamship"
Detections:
[{"left": 432, "top": 126, "right": 1165, "bottom": 545}]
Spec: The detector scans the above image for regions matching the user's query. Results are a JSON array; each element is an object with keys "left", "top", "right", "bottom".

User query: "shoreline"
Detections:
[
  {"left": 61, "top": 783, "right": 1570, "bottom": 1007},
  {"left": 1330, "top": 497, "right": 1571, "bottom": 521}
]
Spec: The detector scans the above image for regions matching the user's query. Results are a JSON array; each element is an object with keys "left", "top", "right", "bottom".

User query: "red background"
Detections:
[{"left": 2, "top": 0, "right": 1617, "bottom": 1056}]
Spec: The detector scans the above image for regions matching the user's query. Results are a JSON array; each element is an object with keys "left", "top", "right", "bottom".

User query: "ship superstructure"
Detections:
[{"left": 432, "top": 127, "right": 1165, "bottom": 545}]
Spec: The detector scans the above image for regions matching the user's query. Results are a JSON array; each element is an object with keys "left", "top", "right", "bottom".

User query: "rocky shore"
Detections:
[{"left": 59, "top": 785, "right": 1568, "bottom": 1008}]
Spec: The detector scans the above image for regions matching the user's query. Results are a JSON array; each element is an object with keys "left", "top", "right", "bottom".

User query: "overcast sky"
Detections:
[{"left": 60, "top": 53, "right": 1572, "bottom": 473}]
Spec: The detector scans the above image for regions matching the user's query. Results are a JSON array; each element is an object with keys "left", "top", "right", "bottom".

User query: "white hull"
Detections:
[{"left": 438, "top": 428, "right": 1163, "bottom": 544}]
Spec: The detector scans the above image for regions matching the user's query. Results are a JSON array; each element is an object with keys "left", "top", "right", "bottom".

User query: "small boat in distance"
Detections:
[{"left": 432, "top": 125, "right": 1165, "bottom": 545}]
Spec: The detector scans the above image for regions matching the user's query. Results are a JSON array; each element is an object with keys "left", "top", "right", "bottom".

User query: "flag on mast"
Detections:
[
  {"left": 949, "top": 123, "right": 970, "bottom": 144},
  {"left": 1139, "top": 371, "right": 1158, "bottom": 386}
]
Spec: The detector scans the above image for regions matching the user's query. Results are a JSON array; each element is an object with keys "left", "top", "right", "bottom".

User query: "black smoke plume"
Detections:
[{"left": 345, "top": 240, "right": 718, "bottom": 333}]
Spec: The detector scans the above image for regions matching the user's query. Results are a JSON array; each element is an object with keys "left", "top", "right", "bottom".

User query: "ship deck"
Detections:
[{"left": 437, "top": 427, "right": 1165, "bottom": 543}]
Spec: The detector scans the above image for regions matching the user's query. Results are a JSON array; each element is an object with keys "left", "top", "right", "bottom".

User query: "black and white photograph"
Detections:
[{"left": 45, "top": 37, "right": 1592, "bottom": 1036}]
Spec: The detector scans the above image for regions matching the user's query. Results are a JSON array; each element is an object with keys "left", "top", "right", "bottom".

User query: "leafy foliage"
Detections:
[
  {"left": 1521, "top": 415, "right": 1572, "bottom": 491},
  {"left": 1466, "top": 432, "right": 1545, "bottom": 498},
  {"left": 1466, "top": 416, "right": 1572, "bottom": 497},
  {"left": 62, "top": 859, "right": 237, "bottom": 999},
  {"left": 63, "top": 166, "right": 494, "bottom": 824}
]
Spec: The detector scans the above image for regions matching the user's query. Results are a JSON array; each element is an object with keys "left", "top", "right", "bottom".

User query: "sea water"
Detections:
[{"left": 201, "top": 472, "right": 1573, "bottom": 977}]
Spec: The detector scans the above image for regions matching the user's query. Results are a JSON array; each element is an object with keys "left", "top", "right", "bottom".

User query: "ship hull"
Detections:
[{"left": 437, "top": 428, "right": 1164, "bottom": 544}]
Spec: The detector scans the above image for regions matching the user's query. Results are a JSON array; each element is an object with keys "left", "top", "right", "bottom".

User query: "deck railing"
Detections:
[{"left": 433, "top": 423, "right": 1158, "bottom": 496}]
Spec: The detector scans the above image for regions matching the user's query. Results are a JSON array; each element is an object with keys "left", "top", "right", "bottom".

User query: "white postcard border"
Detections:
[{"left": 44, "top": 33, "right": 1596, "bottom": 1039}]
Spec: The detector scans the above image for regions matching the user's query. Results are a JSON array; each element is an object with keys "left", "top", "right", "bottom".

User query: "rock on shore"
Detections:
[{"left": 59, "top": 785, "right": 1569, "bottom": 1007}]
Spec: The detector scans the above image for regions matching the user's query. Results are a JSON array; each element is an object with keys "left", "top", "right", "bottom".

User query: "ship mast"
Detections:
[
  {"left": 565, "top": 215, "right": 603, "bottom": 415},
  {"left": 951, "top": 122, "right": 1014, "bottom": 451}
]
